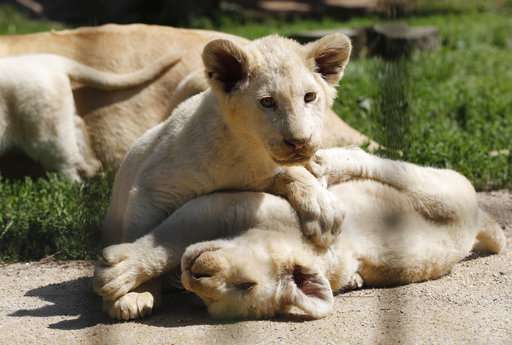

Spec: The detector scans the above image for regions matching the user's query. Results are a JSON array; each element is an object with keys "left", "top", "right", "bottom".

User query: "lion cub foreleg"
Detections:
[
  {"left": 269, "top": 166, "right": 345, "bottom": 248},
  {"left": 102, "top": 278, "right": 162, "bottom": 321}
]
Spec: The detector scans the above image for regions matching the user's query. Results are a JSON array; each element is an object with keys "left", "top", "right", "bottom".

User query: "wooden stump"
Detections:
[
  {"left": 366, "top": 22, "right": 439, "bottom": 60},
  {"left": 289, "top": 22, "right": 439, "bottom": 60}
]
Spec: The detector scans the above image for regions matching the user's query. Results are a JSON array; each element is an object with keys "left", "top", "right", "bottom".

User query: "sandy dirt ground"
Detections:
[{"left": 1, "top": 190, "right": 511, "bottom": 345}]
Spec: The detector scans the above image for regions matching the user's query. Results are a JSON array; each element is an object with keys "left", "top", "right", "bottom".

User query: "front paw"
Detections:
[
  {"left": 306, "top": 151, "right": 329, "bottom": 186},
  {"left": 103, "top": 292, "right": 155, "bottom": 321},
  {"left": 93, "top": 243, "right": 147, "bottom": 301},
  {"left": 299, "top": 190, "right": 345, "bottom": 248},
  {"left": 307, "top": 147, "right": 368, "bottom": 185}
]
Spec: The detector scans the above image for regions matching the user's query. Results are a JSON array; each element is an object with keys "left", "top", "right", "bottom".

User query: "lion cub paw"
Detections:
[
  {"left": 346, "top": 273, "right": 364, "bottom": 290},
  {"left": 103, "top": 292, "right": 155, "bottom": 321},
  {"left": 94, "top": 243, "right": 147, "bottom": 301},
  {"left": 307, "top": 147, "right": 366, "bottom": 183},
  {"left": 300, "top": 189, "right": 345, "bottom": 249}
]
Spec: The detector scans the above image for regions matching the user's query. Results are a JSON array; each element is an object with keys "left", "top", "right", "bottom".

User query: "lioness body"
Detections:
[
  {"left": 0, "top": 53, "right": 179, "bottom": 181},
  {"left": 95, "top": 147, "right": 506, "bottom": 320},
  {"left": 0, "top": 24, "right": 373, "bottom": 171}
]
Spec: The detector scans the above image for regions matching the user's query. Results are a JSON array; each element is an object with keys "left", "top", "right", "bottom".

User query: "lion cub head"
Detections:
[
  {"left": 181, "top": 231, "right": 333, "bottom": 319},
  {"left": 203, "top": 33, "right": 352, "bottom": 164}
]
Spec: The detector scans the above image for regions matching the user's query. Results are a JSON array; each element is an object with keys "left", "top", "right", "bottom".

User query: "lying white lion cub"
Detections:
[
  {"left": 0, "top": 53, "right": 179, "bottom": 181},
  {"left": 94, "top": 147, "right": 505, "bottom": 320}
]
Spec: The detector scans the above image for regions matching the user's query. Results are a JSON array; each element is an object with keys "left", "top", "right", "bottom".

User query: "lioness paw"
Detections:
[
  {"left": 103, "top": 292, "right": 154, "bottom": 321},
  {"left": 94, "top": 243, "right": 147, "bottom": 301}
]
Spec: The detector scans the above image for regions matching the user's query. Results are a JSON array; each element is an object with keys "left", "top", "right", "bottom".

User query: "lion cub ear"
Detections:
[
  {"left": 306, "top": 33, "right": 352, "bottom": 86},
  {"left": 282, "top": 264, "right": 334, "bottom": 319},
  {"left": 202, "top": 39, "right": 250, "bottom": 93}
]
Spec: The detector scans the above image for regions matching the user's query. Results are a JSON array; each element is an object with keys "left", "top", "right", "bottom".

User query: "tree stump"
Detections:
[
  {"left": 288, "top": 22, "right": 439, "bottom": 60},
  {"left": 366, "top": 22, "right": 439, "bottom": 60}
]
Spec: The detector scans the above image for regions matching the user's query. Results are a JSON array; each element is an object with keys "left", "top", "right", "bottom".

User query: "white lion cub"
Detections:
[
  {"left": 94, "top": 147, "right": 506, "bottom": 320},
  {"left": 180, "top": 148, "right": 507, "bottom": 319},
  {"left": 104, "top": 33, "right": 352, "bottom": 248},
  {"left": 0, "top": 53, "right": 180, "bottom": 181}
]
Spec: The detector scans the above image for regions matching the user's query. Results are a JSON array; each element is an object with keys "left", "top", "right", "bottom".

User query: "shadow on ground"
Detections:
[
  {"left": 8, "top": 276, "right": 314, "bottom": 331},
  {"left": 9, "top": 277, "right": 109, "bottom": 330},
  {"left": 10, "top": 272, "right": 336, "bottom": 336}
]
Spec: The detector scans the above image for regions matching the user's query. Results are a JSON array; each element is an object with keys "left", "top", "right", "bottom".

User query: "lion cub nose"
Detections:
[
  {"left": 283, "top": 136, "right": 311, "bottom": 151},
  {"left": 190, "top": 252, "right": 226, "bottom": 279}
]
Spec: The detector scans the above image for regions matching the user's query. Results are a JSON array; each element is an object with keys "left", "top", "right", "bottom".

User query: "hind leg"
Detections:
[
  {"left": 169, "top": 70, "right": 209, "bottom": 111},
  {"left": 21, "top": 88, "right": 84, "bottom": 182},
  {"left": 73, "top": 116, "right": 102, "bottom": 177},
  {"left": 35, "top": 116, "right": 83, "bottom": 182}
]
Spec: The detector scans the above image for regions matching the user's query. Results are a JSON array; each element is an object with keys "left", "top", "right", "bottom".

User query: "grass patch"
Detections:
[
  {"left": 0, "top": 5, "right": 62, "bottom": 34},
  {"left": 0, "top": 7, "right": 511, "bottom": 261},
  {"left": 215, "top": 12, "right": 512, "bottom": 189},
  {"left": 0, "top": 175, "right": 110, "bottom": 261}
]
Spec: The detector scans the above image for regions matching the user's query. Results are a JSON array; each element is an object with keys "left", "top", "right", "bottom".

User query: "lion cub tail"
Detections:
[
  {"left": 473, "top": 209, "right": 507, "bottom": 254},
  {"left": 63, "top": 53, "right": 181, "bottom": 90}
]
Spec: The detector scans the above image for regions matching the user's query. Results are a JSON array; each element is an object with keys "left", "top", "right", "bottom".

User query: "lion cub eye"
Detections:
[
  {"left": 304, "top": 92, "right": 317, "bottom": 103},
  {"left": 234, "top": 281, "right": 257, "bottom": 290},
  {"left": 259, "top": 97, "right": 276, "bottom": 108}
]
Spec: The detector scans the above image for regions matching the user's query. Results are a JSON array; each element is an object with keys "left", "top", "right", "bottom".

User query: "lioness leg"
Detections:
[{"left": 168, "top": 70, "right": 209, "bottom": 111}]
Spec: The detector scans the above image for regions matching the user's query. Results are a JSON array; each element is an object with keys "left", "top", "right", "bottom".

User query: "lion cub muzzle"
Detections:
[
  {"left": 181, "top": 248, "right": 228, "bottom": 300},
  {"left": 273, "top": 135, "right": 316, "bottom": 164}
]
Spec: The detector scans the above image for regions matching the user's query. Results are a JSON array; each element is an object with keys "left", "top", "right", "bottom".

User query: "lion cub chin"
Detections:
[{"left": 105, "top": 33, "right": 352, "bottom": 253}]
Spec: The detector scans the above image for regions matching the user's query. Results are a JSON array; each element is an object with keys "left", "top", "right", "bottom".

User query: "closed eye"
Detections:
[
  {"left": 259, "top": 97, "right": 276, "bottom": 108},
  {"left": 234, "top": 281, "right": 257, "bottom": 290}
]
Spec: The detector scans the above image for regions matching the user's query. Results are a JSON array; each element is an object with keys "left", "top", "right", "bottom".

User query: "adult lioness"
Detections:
[
  {"left": 0, "top": 24, "right": 374, "bottom": 172},
  {"left": 94, "top": 148, "right": 506, "bottom": 320}
]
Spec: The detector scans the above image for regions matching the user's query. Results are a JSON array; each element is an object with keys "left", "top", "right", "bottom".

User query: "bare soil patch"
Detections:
[{"left": 1, "top": 191, "right": 511, "bottom": 345}]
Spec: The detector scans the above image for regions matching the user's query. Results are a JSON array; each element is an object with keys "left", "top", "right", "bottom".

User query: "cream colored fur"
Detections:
[
  {"left": 103, "top": 33, "right": 353, "bottom": 254},
  {"left": 0, "top": 53, "right": 179, "bottom": 181},
  {"left": 94, "top": 147, "right": 506, "bottom": 320},
  {"left": 0, "top": 24, "right": 375, "bottom": 171}
]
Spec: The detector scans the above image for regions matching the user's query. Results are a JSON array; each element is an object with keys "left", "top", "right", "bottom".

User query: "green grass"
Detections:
[
  {"left": 215, "top": 12, "right": 512, "bottom": 189},
  {"left": 0, "top": 6, "right": 511, "bottom": 261},
  {"left": 0, "top": 174, "right": 111, "bottom": 261},
  {"left": 0, "top": 5, "right": 62, "bottom": 34}
]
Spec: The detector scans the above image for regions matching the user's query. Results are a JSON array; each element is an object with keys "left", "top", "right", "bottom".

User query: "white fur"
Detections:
[
  {"left": 94, "top": 147, "right": 506, "bottom": 320},
  {"left": 103, "top": 34, "right": 353, "bottom": 248}
]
